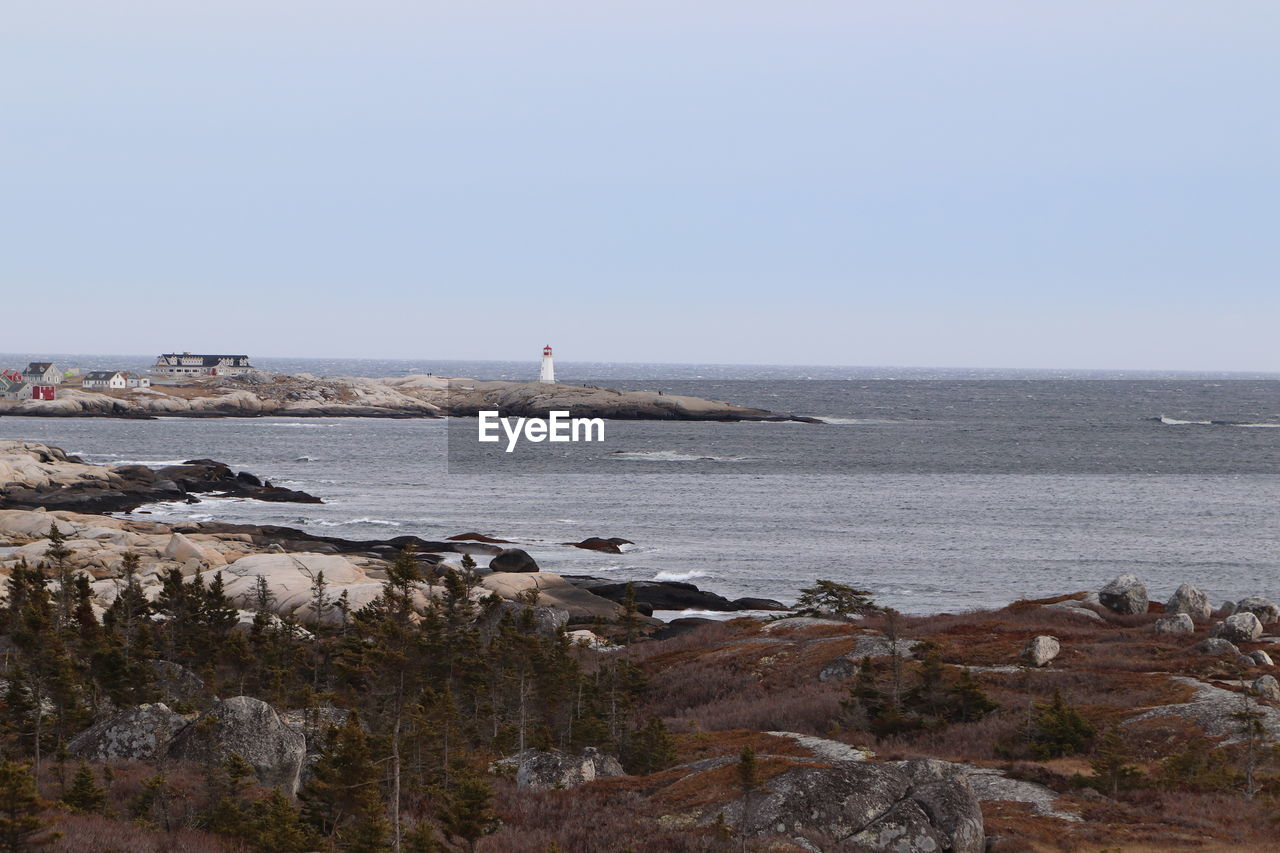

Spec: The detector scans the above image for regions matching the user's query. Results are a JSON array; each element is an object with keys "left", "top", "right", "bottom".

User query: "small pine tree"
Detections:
[
  {"left": 794, "top": 580, "right": 879, "bottom": 619},
  {"left": 946, "top": 668, "right": 998, "bottom": 723},
  {"left": 737, "top": 746, "right": 759, "bottom": 849},
  {"left": 61, "top": 764, "right": 106, "bottom": 814},
  {"left": 1028, "top": 691, "right": 1095, "bottom": 759},
  {"left": 0, "top": 761, "right": 59, "bottom": 851},
  {"left": 1089, "top": 726, "right": 1141, "bottom": 797},
  {"left": 437, "top": 767, "right": 499, "bottom": 853}
]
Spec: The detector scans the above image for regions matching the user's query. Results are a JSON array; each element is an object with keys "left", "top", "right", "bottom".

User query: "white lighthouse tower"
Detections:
[{"left": 538, "top": 345, "right": 556, "bottom": 384}]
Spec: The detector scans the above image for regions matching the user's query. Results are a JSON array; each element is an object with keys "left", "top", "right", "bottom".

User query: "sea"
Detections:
[{"left": 2, "top": 354, "right": 1279, "bottom": 615}]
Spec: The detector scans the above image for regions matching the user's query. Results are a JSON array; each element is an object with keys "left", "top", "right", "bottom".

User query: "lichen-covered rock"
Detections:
[
  {"left": 68, "top": 703, "right": 189, "bottom": 762},
  {"left": 1153, "top": 614, "right": 1195, "bottom": 635},
  {"left": 1165, "top": 584, "right": 1211, "bottom": 622},
  {"left": 702, "top": 759, "right": 983, "bottom": 852},
  {"left": 1022, "top": 636, "right": 1060, "bottom": 667},
  {"left": 1254, "top": 675, "right": 1280, "bottom": 702},
  {"left": 492, "top": 747, "right": 623, "bottom": 790},
  {"left": 1099, "top": 574, "right": 1147, "bottom": 615},
  {"left": 1234, "top": 596, "right": 1280, "bottom": 626},
  {"left": 1195, "top": 637, "right": 1240, "bottom": 656},
  {"left": 148, "top": 660, "right": 204, "bottom": 702},
  {"left": 1129, "top": 677, "right": 1280, "bottom": 743},
  {"left": 1249, "top": 650, "right": 1274, "bottom": 667},
  {"left": 167, "top": 696, "right": 306, "bottom": 794},
  {"left": 1213, "top": 612, "right": 1263, "bottom": 643}
]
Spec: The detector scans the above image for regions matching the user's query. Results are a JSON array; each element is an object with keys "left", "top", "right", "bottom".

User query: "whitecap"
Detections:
[
  {"left": 608, "top": 450, "right": 731, "bottom": 462},
  {"left": 653, "top": 570, "right": 708, "bottom": 582},
  {"left": 1235, "top": 423, "right": 1280, "bottom": 429},
  {"left": 1159, "top": 416, "right": 1212, "bottom": 426}
]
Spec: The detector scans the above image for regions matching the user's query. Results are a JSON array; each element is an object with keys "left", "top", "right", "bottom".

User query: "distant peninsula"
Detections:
[{"left": 0, "top": 372, "right": 821, "bottom": 423}]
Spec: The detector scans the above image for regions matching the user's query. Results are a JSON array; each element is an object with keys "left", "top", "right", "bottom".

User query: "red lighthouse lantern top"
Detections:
[{"left": 543, "top": 345, "right": 553, "bottom": 356}]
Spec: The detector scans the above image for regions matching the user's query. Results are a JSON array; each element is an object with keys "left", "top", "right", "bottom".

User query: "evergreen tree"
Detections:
[
  {"left": 1028, "top": 691, "right": 1095, "bottom": 759},
  {"left": 793, "top": 580, "right": 879, "bottom": 619},
  {"left": 437, "top": 765, "right": 498, "bottom": 853},
  {"left": 1088, "top": 726, "right": 1141, "bottom": 797},
  {"left": 620, "top": 718, "right": 678, "bottom": 775},
  {"left": 0, "top": 761, "right": 58, "bottom": 852},
  {"left": 61, "top": 764, "right": 106, "bottom": 814}
]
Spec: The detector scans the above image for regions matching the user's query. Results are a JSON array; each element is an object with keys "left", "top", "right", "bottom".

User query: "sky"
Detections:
[{"left": 2, "top": 1, "right": 1278, "bottom": 371}]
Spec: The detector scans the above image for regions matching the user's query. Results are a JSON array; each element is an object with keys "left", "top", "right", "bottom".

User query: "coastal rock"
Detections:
[
  {"left": 480, "top": 572, "right": 621, "bottom": 623},
  {"left": 488, "top": 548, "right": 540, "bottom": 573},
  {"left": 1234, "top": 596, "right": 1280, "bottom": 626},
  {"left": 731, "top": 597, "right": 790, "bottom": 611},
  {"left": 492, "top": 747, "right": 624, "bottom": 790},
  {"left": 164, "top": 532, "right": 226, "bottom": 567},
  {"left": 68, "top": 703, "right": 189, "bottom": 762},
  {"left": 1213, "top": 613, "right": 1263, "bottom": 643},
  {"left": 477, "top": 600, "right": 570, "bottom": 637},
  {"left": 564, "top": 537, "right": 633, "bottom": 553},
  {"left": 1165, "top": 584, "right": 1211, "bottom": 622},
  {"left": 167, "top": 696, "right": 306, "bottom": 794},
  {"left": 200, "top": 552, "right": 385, "bottom": 625},
  {"left": 1249, "top": 650, "right": 1274, "bottom": 667},
  {"left": 1217, "top": 601, "right": 1237, "bottom": 617},
  {"left": 1153, "top": 614, "right": 1195, "bottom": 635},
  {"left": 1253, "top": 676, "right": 1280, "bottom": 702},
  {"left": 1194, "top": 637, "right": 1240, "bottom": 657},
  {"left": 1022, "top": 636, "right": 1060, "bottom": 667},
  {"left": 1099, "top": 574, "right": 1147, "bottom": 615},
  {"left": 1042, "top": 599, "right": 1105, "bottom": 623},
  {"left": 569, "top": 577, "right": 737, "bottom": 612}
]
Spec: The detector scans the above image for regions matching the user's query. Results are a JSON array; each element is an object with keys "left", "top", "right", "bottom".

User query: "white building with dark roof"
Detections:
[{"left": 152, "top": 353, "right": 254, "bottom": 377}]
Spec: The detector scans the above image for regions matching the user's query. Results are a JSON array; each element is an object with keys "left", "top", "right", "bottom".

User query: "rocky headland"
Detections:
[
  {"left": 2, "top": 441, "right": 1280, "bottom": 850},
  {"left": 0, "top": 372, "right": 820, "bottom": 422}
]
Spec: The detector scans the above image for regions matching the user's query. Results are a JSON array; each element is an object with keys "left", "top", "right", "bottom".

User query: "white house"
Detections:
[
  {"left": 152, "top": 353, "right": 254, "bottom": 377},
  {"left": 82, "top": 371, "right": 128, "bottom": 390},
  {"left": 22, "top": 362, "right": 61, "bottom": 386}
]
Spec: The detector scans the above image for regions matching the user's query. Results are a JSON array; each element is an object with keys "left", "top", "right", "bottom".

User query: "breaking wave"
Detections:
[
  {"left": 299, "top": 517, "right": 402, "bottom": 528},
  {"left": 1158, "top": 416, "right": 1212, "bottom": 425},
  {"left": 608, "top": 450, "right": 736, "bottom": 462},
  {"left": 653, "top": 570, "right": 708, "bottom": 582}
]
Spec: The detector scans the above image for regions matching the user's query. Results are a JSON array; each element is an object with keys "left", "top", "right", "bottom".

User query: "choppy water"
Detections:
[{"left": 2, "top": 356, "right": 1279, "bottom": 613}]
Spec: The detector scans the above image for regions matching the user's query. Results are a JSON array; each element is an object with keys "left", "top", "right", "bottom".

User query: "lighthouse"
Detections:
[{"left": 539, "top": 345, "right": 556, "bottom": 384}]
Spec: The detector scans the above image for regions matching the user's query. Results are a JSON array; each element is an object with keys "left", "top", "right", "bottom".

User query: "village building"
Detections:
[
  {"left": 81, "top": 370, "right": 149, "bottom": 391},
  {"left": 152, "top": 353, "right": 254, "bottom": 377},
  {"left": 0, "top": 371, "right": 29, "bottom": 401},
  {"left": 22, "top": 362, "right": 61, "bottom": 386}
]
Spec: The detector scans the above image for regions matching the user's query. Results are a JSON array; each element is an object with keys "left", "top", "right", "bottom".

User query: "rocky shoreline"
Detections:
[
  {"left": 0, "top": 372, "right": 822, "bottom": 423},
  {"left": 6, "top": 440, "right": 1280, "bottom": 850}
]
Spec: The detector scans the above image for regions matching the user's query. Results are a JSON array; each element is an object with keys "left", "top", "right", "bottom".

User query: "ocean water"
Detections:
[{"left": 2, "top": 356, "right": 1279, "bottom": 613}]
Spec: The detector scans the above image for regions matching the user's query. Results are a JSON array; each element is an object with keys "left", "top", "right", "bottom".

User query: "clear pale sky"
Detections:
[{"left": 3, "top": 2, "right": 1277, "bottom": 370}]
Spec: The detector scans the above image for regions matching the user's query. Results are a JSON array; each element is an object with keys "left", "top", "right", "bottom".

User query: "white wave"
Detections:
[
  {"left": 294, "top": 455, "right": 319, "bottom": 462},
  {"left": 1159, "top": 416, "right": 1211, "bottom": 425},
  {"left": 814, "top": 417, "right": 897, "bottom": 425},
  {"left": 653, "top": 570, "right": 708, "bottom": 582},
  {"left": 106, "top": 459, "right": 191, "bottom": 467},
  {"left": 302, "top": 517, "right": 402, "bottom": 528},
  {"left": 1235, "top": 423, "right": 1280, "bottom": 428},
  {"left": 608, "top": 450, "right": 734, "bottom": 462},
  {"left": 263, "top": 423, "right": 338, "bottom": 428}
]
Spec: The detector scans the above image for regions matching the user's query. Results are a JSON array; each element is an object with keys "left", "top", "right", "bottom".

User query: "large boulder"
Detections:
[
  {"left": 1213, "top": 613, "right": 1263, "bottom": 644},
  {"left": 1165, "top": 584, "right": 1211, "bottom": 622},
  {"left": 167, "top": 696, "right": 306, "bottom": 794},
  {"left": 1099, "top": 574, "right": 1147, "bottom": 615},
  {"left": 492, "top": 747, "right": 624, "bottom": 790},
  {"left": 480, "top": 572, "right": 621, "bottom": 623},
  {"left": 1195, "top": 637, "right": 1240, "bottom": 657},
  {"left": 68, "top": 703, "right": 190, "bottom": 762},
  {"left": 1022, "top": 636, "right": 1060, "bottom": 667},
  {"left": 199, "top": 553, "right": 383, "bottom": 626},
  {"left": 1249, "top": 650, "right": 1274, "bottom": 667},
  {"left": 1254, "top": 676, "right": 1280, "bottom": 702},
  {"left": 702, "top": 758, "right": 983, "bottom": 853},
  {"left": 488, "top": 548, "right": 539, "bottom": 573},
  {"left": 1153, "top": 614, "right": 1195, "bottom": 635},
  {"left": 1234, "top": 596, "right": 1280, "bottom": 626}
]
